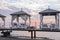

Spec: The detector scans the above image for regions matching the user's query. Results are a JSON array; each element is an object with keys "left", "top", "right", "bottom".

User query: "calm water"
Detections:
[{"left": 2, "top": 31, "right": 59, "bottom": 40}]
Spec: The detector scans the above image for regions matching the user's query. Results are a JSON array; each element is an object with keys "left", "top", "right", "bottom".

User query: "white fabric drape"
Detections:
[
  {"left": 40, "top": 14, "right": 43, "bottom": 28},
  {"left": 55, "top": 14, "right": 59, "bottom": 29},
  {"left": 12, "top": 16, "right": 17, "bottom": 21},
  {"left": 1, "top": 17, "right": 5, "bottom": 27},
  {"left": 1, "top": 17, "right": 5, "bottom": 21},
  {"left": 57, "top": 14, "right": 59, "bottom": 28},
  {"left": 20, "top": 15, "right": 28, "bottom": 21},
  {"left": 11, "top": 16, "right": 17, "bottom": 27},
  {"left": 16, "top": 16, "right": 19, "bottom": 26}
]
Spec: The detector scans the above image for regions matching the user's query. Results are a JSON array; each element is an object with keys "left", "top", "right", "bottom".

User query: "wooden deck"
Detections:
[{"left": 0, "top": 28, "right": 60, "bottom": 39}]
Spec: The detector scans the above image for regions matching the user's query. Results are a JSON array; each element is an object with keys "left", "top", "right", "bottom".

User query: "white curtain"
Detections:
[
  {"left": 12, "top": 16, "right": 17, "bottom": 21},
  {"left": 1, "top": 17, "right": 5, "bottom": 28},
  {"left": 1, "top": 17, "right": 5, "bottom": 21},
  {"left": 55, "top": 14, "right": 59, "bottom": 29},
  {"left": 11, "top": 15, "right": 17, "bottom": 27},
  {"left": 40, "top": 15, "right": 43, "bottom": 28}
]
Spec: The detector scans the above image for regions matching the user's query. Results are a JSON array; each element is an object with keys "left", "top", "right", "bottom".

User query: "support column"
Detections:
[
  {"left": 31, "top": 31, "right": 33, "bottom": 39},
  {"left": 34, "top": 31, "right": 36, "bottom": 38},
  {"left": 40, "top": 14, "right": 43, "bottom": 29},
  {"left": 59, "top": 15, "right": 60, "bottom": 29},
  {"left": 57, "top": 14, "right": 59, "bottom": 29},
  {"left": 55, "top": 14, "right": 59, "bottom": 29},
  {"left": 55, "top": 15, "right": 57, "bottom": 28}
]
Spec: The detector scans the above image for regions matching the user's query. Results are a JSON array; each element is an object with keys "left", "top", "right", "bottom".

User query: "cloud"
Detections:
[
  {"left": 0, "top": 0, "right": 60, "bottom": 15},
  {"left": 0, "top": 9, "right": 14, "bottom": 15},
  {"left": 0, "top": 0, "right": 60, "bottom": 26},
  {"left": 0, "top": 0, "right": 47, "bottom": 10},
  {"left": 7, "top": 6, "right": 20, "bottom": 11},
  {"left": 6, "top": 0, "right": 18, "bottom": 3}
]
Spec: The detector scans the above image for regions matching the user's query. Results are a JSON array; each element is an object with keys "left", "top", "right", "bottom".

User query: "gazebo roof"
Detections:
[
  {"left": 0, "top": 14, "right": 6, "bottom": 17},
  {"left": 39, "top": 8, "right": 60, "bottom": 16},
  {"left": 10, "top": 11, "right": 31, "bottom": 16}
]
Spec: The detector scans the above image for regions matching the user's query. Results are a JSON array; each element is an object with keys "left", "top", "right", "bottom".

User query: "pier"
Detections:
[{"left": 1, "top": 28, "right": 60, "bottom": 39}]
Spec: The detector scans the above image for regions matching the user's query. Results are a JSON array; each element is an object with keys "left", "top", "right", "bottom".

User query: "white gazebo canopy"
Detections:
[
  {"left": 10, "top": 10, "right": 31, "bottom": 27},
  {"left": 39, "top": 8, "right": 60, "bottom": 29}
]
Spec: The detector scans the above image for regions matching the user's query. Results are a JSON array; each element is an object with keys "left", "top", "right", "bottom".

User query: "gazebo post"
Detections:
[
  {"left": 57, "top": 14, "right": 59, "bottom": 29},
  {"left": 40, "top": 14, "right": 43, "bottom": 29},
  {"left": 16, "top": 16, "right": 19, "bottom": 27},
  {"left": 55, "top": 14, "right": 59, "bottom": 29},
  {"left": 58, "top": 14, "right": 60, "bottom": 29},
  {"left": 55, "top": 15, "right": 57, "bottom": 28}
]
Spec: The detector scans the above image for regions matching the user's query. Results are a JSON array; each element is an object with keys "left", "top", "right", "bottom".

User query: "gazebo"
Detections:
[
  {"left": 39, "top": 8, "right": 60, "bottom": 29},
  {"left": 0, "top": 14, "right": 6, "bottom": 28},
  {"left": 10, "top": 9, "right": 31, "bottom": 28}
]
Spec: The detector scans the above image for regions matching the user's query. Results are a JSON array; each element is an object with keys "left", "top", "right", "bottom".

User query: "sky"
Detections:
[
  {"left": 0, "top": 0, "right": 60, "bottom": 14},
  {"left": 0, "top": 0, "right": 60, "bottom": 26}
]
